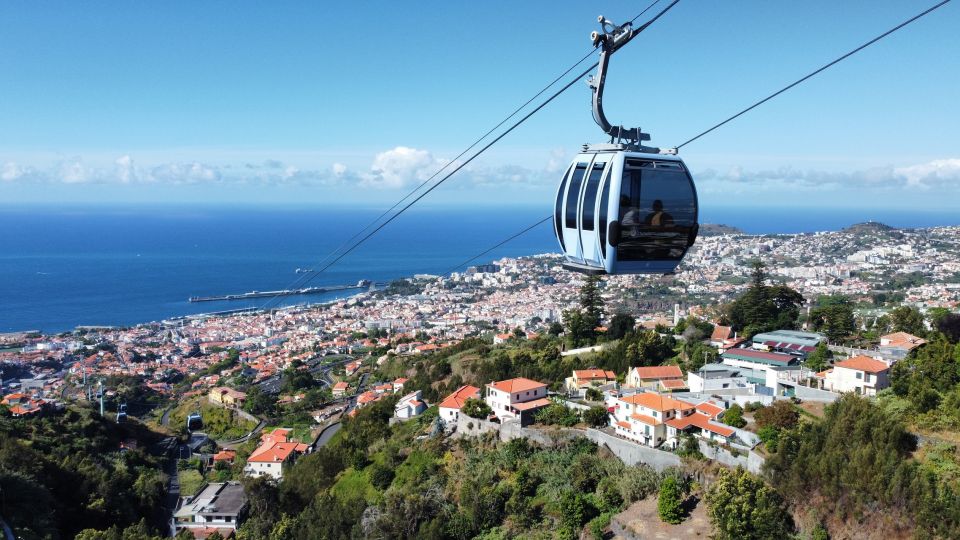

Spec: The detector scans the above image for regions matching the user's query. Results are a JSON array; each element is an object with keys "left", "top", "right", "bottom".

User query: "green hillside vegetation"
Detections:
[
  {"left": 0, "top": 407, "right": 169, "bottom": 539},
  {"left": 168, "top": 397, "right": 256, "bottom": 439},
  {"left": 235, "top": 397, "right": 687, "bottom": 540},
  {"left": 765, "top": 394, "right": 960, "bottom": 537}
]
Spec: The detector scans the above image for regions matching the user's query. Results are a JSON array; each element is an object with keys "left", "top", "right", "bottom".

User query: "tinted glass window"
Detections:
[
  {"left": 565, "top": 163, "right": 588, "bottom": 229},
  {"left": 617, "top": 161, "right": 696, "bottom": 262},
  {"left": 554, "top": 164, "right": 573, "bottom": 248},
  {"left": 581, "top": 162, "right": 605, "bottom": 231},
  {"left": 598, "top": 168, "right": 610, "bottom": 257}
]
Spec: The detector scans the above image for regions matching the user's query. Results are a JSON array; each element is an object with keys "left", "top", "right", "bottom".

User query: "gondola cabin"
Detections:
[{"left": 554, "top": 146, "right": 698, "bottom": 275}]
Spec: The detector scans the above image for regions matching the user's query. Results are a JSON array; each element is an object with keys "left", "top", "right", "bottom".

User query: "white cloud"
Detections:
[
  {"left": 1, "top": 162, "right": 24, "bottom": 182},
  {"left": 894, "top": 159, "right": 960, "bottom": 189},
  {"left": 695, "top": 158, "right": 960, "bottom": 192},
  {"left": 146, "top": 162, "right": 221, "bottom": 184},
  {"left": 115, "top": 155, "right": 136, "bottom": 183},
  {"left": 59, "top": 158, "right": 90, "bottom": 184},
  {"left": 366, "top": 146, "right": 438, "bottom": 188}
]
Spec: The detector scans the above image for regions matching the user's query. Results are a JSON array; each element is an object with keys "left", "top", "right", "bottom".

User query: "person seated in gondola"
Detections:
[
  {"left": 644, "top": 200, "right": 674, "bottom": 227},
  {"left": 620, "top": 195, "right": 641, "bottom": 238}
]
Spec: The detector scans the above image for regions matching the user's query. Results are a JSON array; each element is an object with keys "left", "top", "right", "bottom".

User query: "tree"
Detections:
[
  {"left": 563, "top": 309, "right": 593, "bottom": 348},
  {"left": 548, "top": 321, "right": 564, "bottom": 336},
  {"left": 657, "top": 475, "right": 684, "bottom": 524},
  {"left": 585, "top": 387, "right": 604, "bottom": 401},
  {"left": 809, "top": 300, "right": 855, "bottom": 343},
  {"left": 804, "top": 342, "right": 832, "bottom": 372},
  {"left": 726, "top": 262, "right": 804, "bottom": 337},
  {"left": 579, "top": 276, "right": 605, "bottom": 332},
  {"left": 607, "top": 313, "right": 636, "bottom": 340},
  {"left": 243, "top": 386, "right": 277, "bottom": 417},
  {"left": 705, "top": 468, "right": 794, "bottom": 540},
  {"left": 721, "top": 404, "right": 746, "bottom": 428},
  {"left": 889, "top": 306, "right": 925, "bottom": 336},
  {"left": 753, "top": 400, "right": 799, "bottom": 430},
  {"left": 461, "top": 398, "right": 492, "bottom": 419},
  {"left": 583, "top": 406, "right": 609, "bottom": 428},
  {"left": 935, "top": 312, "right": 960, "bottom": 343}
]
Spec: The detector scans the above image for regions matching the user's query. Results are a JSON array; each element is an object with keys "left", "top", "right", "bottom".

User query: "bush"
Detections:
[
  {"left": 461, "top": 398, "right": 492, "bottom": 419},
  {"left": 585, "top": 387, "right": 604, "bottom": 401},
  {"left": 754, "top": 400, "right": 799, "bottom": 430},
  {"left": 756, "top": 426, "right": 780, "bottom": 451},
  {"left": 744, "top": 401, "right": 764, "bottom": 413},
  {"left": 657, "top": 476, "right": 684, "bottom": 524},
  {"left": 617, "top": 465, "right": 661, "bottom": 503},
  {"left": 583, "top": 406, "right": 609, "bottom": 428},
  {"left": 705, "top": 468, "right": 794, "bottom": 540},
  {"left": 535, "top": 403, "right": 581, "bottom": 427},
  {"left": 722, "top": 404, "right": 746, "bottom": 428}
]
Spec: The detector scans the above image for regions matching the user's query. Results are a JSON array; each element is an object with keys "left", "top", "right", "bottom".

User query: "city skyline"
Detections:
[{"left": 2, "top": 1, "right": 959, "bottom": 209}]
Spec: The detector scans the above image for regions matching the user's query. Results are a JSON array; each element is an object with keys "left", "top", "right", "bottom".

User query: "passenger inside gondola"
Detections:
[{"left": 644, "top": 200, "right": 673, "bottom": 227}]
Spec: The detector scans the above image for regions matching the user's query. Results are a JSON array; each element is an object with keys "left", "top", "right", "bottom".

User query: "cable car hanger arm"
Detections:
[{"left": 589, "top": 0, "right": 681, "bottom": 152}]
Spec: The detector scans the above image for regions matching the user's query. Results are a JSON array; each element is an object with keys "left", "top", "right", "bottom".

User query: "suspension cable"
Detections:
[
  {"left": 445, "top": 215, "right": 552, "bottom": 276},
  {"left": 676, "top": 0, "right": 951, "bottom": 150},
  {"left": 261, "top": 0, "right": 681, "bottom": 310}
]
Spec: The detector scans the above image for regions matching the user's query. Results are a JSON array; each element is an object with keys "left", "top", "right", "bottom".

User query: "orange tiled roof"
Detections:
[
  {"left": 487, "top": 377, "right": 546, "bottom": 393},
  {"left": 630, "top": 412, "right": 660, "bottom": 425},
  {"left": 666, "top": 412, "right": 735, "bottom": 437},
  {"left": 573, "top": 369, "right": 616, "bottom": 380},
  {"left": 621, "top": 392, "right": 695, "bottom": 412},
  {"left": 247, "top": 441, "right": 303, "bottom": 463},
  {"left": 632, "top": 365, "right": 683, "bottom": 380},
  {"left": 694, "top": 401, "right": 724, "bottom": 419},
  {"left": 438, "top": 385, "right": 480, "bottom": 410},
  {"left": 835, "top": 355, "right": 889, "bottom": 374},
  {"left": 513, "top": 398, "right": 552, "bottom": 411}
]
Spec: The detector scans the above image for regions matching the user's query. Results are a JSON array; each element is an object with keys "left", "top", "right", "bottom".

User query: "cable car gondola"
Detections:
[{"left": 555, "top": 16, "right": 698, "bottom": 275}]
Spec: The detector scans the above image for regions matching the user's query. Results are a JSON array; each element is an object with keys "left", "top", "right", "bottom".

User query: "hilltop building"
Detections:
[
  {"left": 173, "top": 482, "right": 248, "bottom": 537},
  {"left": 485, "top": 377, "right": 550, "bottom": 425}
]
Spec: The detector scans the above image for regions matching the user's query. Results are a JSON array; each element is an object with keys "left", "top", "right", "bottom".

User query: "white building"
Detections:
[
  {"left": 173, "top": 482, "right": 248, "bottom": 536},
  {"left": 823, "top": 355, "right": 890, "bottom": 396},
  {"left": 438, "top": 385, "right": 480, "bottom": 423},
  {"left": 609, "top": 391, "right": 735, "bottom": 449},
  {"left": 485, "top": 377, "right": 550, "bottom": 425},
  {"left": 394, "top": 390, "right": 428, "bottom": 420}
]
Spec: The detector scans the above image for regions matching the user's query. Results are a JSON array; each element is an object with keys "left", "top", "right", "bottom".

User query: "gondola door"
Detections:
[{"left": 577, "top": 157, "right": 609, "bottom": 271}]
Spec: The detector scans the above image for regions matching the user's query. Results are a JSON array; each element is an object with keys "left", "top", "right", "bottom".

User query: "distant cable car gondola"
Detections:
[
  {"left": 186, "top": 411, "right": 203, "bottom": 432},
  {"left": 116, "top": 402, "right": 128, "bottom": 423},
  {"left": 555, "top": 16, "right": 698, "bottom": 275}
]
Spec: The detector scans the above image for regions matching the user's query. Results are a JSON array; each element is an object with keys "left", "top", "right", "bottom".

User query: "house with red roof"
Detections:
[
  {"left": 392, "top": 378, "right": 408, "bottom": 393},
  {"left": 485, "top": 377, "right": 550, "bottom": 425},
  {"left": 1, "top": 392, "right": 45, "bottom": 417},
  {"left": 822, "top": 355, "right": 890, "bottom": 396},
  {"left": 610, "top": 391, "right": 735, "bottom": 448},
  {"left": 244, "top": 429, "right": 309, "bottom": 480},
  {"left": 438, "top": 385, "right": 480, "bottom": 423},
  {"left": 564, "top": 369, "right": 617, "bottom": 394},
  {"left": 332, "top": 381, "right": 349, "bottom": 397},
  {"left": 625, "top": 365, "right": 684, "bottom": 389},
  {"left": 879, "top": 331, "right": 927, "bottom": 362}
]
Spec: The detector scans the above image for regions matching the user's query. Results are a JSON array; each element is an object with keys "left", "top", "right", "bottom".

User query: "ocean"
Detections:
[{"left": 2, "top": 204, "right": 958, "bottom": 334}]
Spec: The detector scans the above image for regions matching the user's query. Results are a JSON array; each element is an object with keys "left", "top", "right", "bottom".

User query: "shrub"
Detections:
[
  {"left": 657, "top": 476, "right": 684, "bottom": 524},
  {"left": 722, "top": 404, "right": 746, "bottom": 428},
  {"left": 583, "top": 406, "right": 610, "bottom": 428},
  {"left": 706, "top": 468, "right": 794, "bottom": 540},
  {"left": 754, "top": 400, "right": 799, "bottom": 430},
  {"left": 535, "top": 403, "right": 580, "bottom": 427},
  {"left": 461, "top": 398, "right": 492, "bottom": 419}
]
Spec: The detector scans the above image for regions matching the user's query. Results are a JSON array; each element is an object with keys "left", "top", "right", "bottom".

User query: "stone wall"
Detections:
[
  {"left": 583, "top": 428, "right": 682, "bottom": 472},
  {"left": 698, "top": 440, "right": 765, "bottom": 474}
]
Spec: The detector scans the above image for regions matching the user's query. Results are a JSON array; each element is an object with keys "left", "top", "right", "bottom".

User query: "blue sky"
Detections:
[{"left": 1, "top": 0, "right": 958, "bottom": 209}]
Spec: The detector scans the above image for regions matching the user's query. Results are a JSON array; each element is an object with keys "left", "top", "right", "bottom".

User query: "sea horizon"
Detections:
[{"left": 3, "top": 204, "right": 959, "bottom": 334}]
